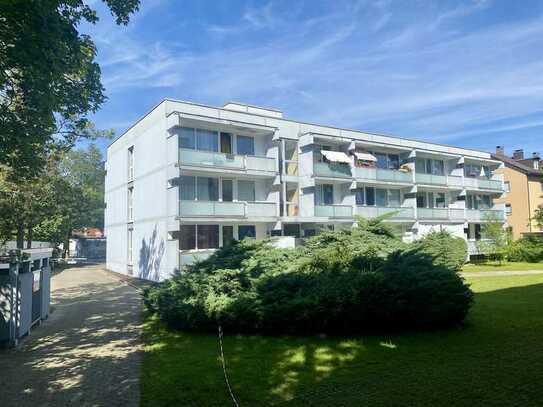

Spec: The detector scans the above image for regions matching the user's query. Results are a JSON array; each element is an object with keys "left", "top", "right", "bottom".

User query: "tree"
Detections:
[
  {"left": 0, "top": 0, "right": 139, "bottom": 176},
  {"left": 476, "top": 214, "right": 511, "bottom": 264},
  {"left": 534, "top": 205, "right": 543, "bottom": 229}
]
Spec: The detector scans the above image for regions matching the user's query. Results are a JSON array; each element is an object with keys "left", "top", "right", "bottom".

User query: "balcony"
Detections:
[
  {"left": 354, "top": 167, "right": 412, "bottom": 184},
  {"left": 313, "top": 162, "right": 352, "bottom": 179},
  {"left": 314, "top": 205, "right": 353, "bottom": 218},
  {"left": 179, "top": 200, "right": 278, "bottom": 218},
  {"left": 179, "top": 149, "right": 277, "bottom": 174},
  {"left": 417, "top": 208, "right": 465, "bottom": 221},
  {"left": 466, "top": 209, "right": 505, "bottom": 222},
  {"left": 356, "top": 206, "right": 415, "bottom": 220},
  {"left": 464, "top": 177, "right": 503, "bottom": 192}
]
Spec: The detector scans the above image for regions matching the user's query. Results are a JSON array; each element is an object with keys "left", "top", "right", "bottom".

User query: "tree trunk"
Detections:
[
  {"left": 26, "top": 224, "right": 33, "bottom": 249},
  {"left": 16, "top": 222, "right": 24, "bottom": 249}
]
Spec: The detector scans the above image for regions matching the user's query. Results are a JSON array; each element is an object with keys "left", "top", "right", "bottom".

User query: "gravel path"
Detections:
[
  {"left": 0, "top": 265, "right": 142, "bottom": 407},
  {"left": 461, "top": 270, "right": 543, "bottom": 277}
]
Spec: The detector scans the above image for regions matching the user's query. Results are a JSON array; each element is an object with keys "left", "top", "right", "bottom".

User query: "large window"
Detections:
[
  {"left": 372, "top": 152, "right": 400, "bottom": 170},
  {"left": 179, "top": 224, "right": 219, "bottom": 250},
  {"left": 467, "top": 194, "right": 492, "bottom": 210},
  {"left": 315, "top": 184, "right": 334, "bottom": 205},
  {"left": 356, "top": 187, "right": 401, "bottom": 207},
  {"left": 179, "top": 127, "right": 196, "bottom": 149},
  {"left": 237, "top": 135, "right": 255, "bottom": 155},
  {"left": 417, "top": 191, "right": 447, "bottom": 208},
  {"left": 179, "top": 176, "right": 219, "bottom": 201},
  {"left": 416, "top": 158, "right": 445, "bottom": 175},
  {"left": 239, "top": 225, "right": 256, "bottom": 240},
  {"left": 465, "top": 163, "right": 491, "bottom": 178},
  {"left": 178, "top": 127, "right": 218, "bottom": 151},
  {"left": 238, "top": 180, "right": 256, "bottom": 202}
]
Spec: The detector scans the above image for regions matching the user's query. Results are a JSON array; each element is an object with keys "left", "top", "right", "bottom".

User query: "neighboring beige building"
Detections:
[{"left": 493, "top": 147, "right": 543, "bottom": 239}]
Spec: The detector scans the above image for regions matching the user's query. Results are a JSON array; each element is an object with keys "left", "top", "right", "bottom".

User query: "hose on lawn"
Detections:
[{"left": 218, "top": 325, "right": 240, "bottom": 407}]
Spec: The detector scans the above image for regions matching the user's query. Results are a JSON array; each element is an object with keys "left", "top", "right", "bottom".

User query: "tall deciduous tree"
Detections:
[
  {"left": 534, "top": 205, "right": 543, "bottom": 229},
  {"left": 0, "top": 0, "right": 139, "bottom": 176}
]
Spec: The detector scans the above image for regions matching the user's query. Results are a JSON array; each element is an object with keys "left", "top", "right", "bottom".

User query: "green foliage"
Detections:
[
  {"left": 407, "top": 231, "right": 468, "bottom": 272},
  {"left": 145, "top": 220, "right": 473, "bottom": 334},
  {"left": 477, "top": 216, "right": 511, "bottom": 264},
  {"left": 534, "top": 205, "right": 543, "bottom": 229},
  {"left": 507, "top": 236, "right": 543, "bottom": 263},
  {"left": 0, "top": 0, "right": 138, "bottom": 176}
]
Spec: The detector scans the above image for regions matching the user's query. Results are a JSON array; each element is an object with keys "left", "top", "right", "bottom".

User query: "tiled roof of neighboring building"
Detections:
[{"left": 492, "top": 153, "right": 543, "bottom": 177}]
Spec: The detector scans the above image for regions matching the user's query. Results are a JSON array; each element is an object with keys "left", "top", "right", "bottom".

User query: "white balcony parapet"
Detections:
[
  {"left": 313, "top": 162, "right": 352, "bottom": 178},
  {"left": 417, "top": 208, "right": 465, "bottom": 220},
  {"left": 463, "top": 177, "right": 503, "bottom": 191},
  {"left": 415, "top": 173, "right": 448, "bottom": 185},
  {"left": 466, "top": 209, "right": 505, "bottom": 222},
  {"left": 314, "top": 204, "right": 353, "bottom": 218},
  {"left": 179, "top": 148, "right": 277, "bottom": 173}
]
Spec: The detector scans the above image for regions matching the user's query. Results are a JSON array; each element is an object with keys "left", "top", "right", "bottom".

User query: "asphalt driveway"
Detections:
[{"left": 0, "top": 265, "right": 142, "bottom": 407}]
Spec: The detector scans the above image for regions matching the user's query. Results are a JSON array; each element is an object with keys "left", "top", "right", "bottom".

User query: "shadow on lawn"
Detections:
[{"left": 143, "top": 281, "right": 543, "bottom": 406}]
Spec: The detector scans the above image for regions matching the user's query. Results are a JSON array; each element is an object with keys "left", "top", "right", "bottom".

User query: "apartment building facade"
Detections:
[
  {"left": 493, "top": 147, "right": 543, "bottom": 239},
  {"left": 105, "top": 99, "right": 505, "bottom": 281}
]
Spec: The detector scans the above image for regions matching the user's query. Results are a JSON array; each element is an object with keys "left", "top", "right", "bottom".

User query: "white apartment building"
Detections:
[{"left": 105, "top": 99, "right": 505, "bottom": 281}]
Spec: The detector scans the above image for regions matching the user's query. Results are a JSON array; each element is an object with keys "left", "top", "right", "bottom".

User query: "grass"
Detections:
[
  {"left": 462, "top": 261, "right": 543, "bottom": 272},
  {"left": 142, "top": 274, "right": 543, "bottom": 406}
]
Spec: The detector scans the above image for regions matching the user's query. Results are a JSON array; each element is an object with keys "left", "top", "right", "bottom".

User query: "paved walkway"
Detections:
[
  {"left": 461, "top": 269, "right": 543, "bottom": 277},
  {"left": 0, "top": 265, "right": 142, "bottom": 407}
]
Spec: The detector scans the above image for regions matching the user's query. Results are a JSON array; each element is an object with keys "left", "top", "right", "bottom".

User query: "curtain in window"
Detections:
[
  {"left": 179, "top": 127, "right": 195, "bottom": 149},
  {"left": 197, "top": 177, "right": 219, "bottom": 201},
  {"left": 323, "top": 184, "right": 334, "bottom": 205},
  {"left": 375, "top": 153, "right": 387, "bottom": 169},
  {"left": 179, "top": 176, "right": 196, "bottom": 200},
  {"left": 481, "top": 195, "right": 491, "bottom": 209},
  {"left": 432, "top": 160, "right": 444, "bottom": 175},
  {"left": 388, "top": 154, "right": 400, "bottom": 170},
  {"left": 196, "top": 129, "right": 218, "bottom": 151},
  {"left": 237, "top": 135, "right": 255, "bottom": 155},
  {"left": 180, "top": 225, "right": 196, "bottom": 250},
  {"left": 435, "top": 192, "right": 446, "bottom": 208},
  {"left": 238, "top": 180, "right": 256, "bottom": 201},
  {"left": 197, "top": 225, "right": 219, "bottom": 249},
  {"left": 388, "top": 189, "right": 401, "bottom": 207}
]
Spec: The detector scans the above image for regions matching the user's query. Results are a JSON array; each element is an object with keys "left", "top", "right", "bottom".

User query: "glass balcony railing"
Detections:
[
  {"left": 315, "top": 205, "right": 353, "bottom": 218},
  {"left": 417, "top": 207, "right": 453, "bottom": 219},
  {"left": 466, "top": 209, "right": 505, "bottom": 221},
  {"left": 179, "top": 149, "right": 277, "bottom": 173},
  {"left": 313, "top": 162, "right": 352, "bottom": 178},
  {"left": 354, "top": 167, "right": 412, "bottom": 183},
  {"left": 464, "top": 177, "right": 503, "bottom": 191},
  {"left": 356, "top": 206, "right": 415, "bottom": 219},
  {"left": 246, "top": 202, "right": 278, "bottom": 217},
  {"left": 415, "top": 173, "right": 447, "bottom": 185},
  {"left": 179, "top": 201, "right": 245, "bottom": 217}
]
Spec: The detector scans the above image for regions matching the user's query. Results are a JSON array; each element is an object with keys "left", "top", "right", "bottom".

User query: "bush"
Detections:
[
  {"left": 144, "top": 223, "right": 473, "bottom": 334},
  {"left": 407, "top": 231, "right": 467, "bottom": 272},
  {"left": 507, "top": 236, "right": 543, "bottom": 263}
]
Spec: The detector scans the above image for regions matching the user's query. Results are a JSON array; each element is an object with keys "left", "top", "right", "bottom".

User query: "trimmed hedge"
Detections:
[{"left": 144, "top": 226, "right": 472, "bottom": 334}]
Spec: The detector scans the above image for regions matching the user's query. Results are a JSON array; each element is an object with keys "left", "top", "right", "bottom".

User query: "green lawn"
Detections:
[
  {"left": 462, "top": 261, "right": 543, "bottom": 272},
  {"left": 142, "top": 274, "right": 543, "bottom": 406}
]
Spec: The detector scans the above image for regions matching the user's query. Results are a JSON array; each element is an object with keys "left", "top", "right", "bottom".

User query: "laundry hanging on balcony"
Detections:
[
  {"left": 353, "top": 152, "right": 377, "bottom": 162},
  {"left": 321, "top": 150, "right": 352, "bottom": 164}
]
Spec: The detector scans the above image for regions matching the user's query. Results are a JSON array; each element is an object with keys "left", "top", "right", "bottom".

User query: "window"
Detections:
[
  {"left": 375, "top": 153, "right": 387, "bottom": 169},
  {"left": 180, "top": 225, "right": 196, "bottom": 250},
  {"left": 365, "top": 187, "right": 375, "bottom": 206},
  {"left": 220, "top": 132, "right": 232, "bottom": 154},
  {"left": 127, "top": 146, "right": 134, "bottom": 181},
  {"left": 416, "top": 192, "right": 427, "bottom": 208},
  {"left": 431, "top": 160, "right": 444, "bottom": 176},
  {"left": 435, "top": 192, "right": 446, "bottom": 208},
  {"left": 197, "top": 177, "right": 219, "bottom": 201},
  {"left": 372, "top": 152, "right": 400, "bottom": 170},
  {"left": 222, "top": 226, "right": 235, "bottom": 246},
  {"left": 504, "top": 181, "right": 511, "bottom": 193},
  {"left": 467, "top": 194, "right": 492, "bottom": 210},
  {"left": 239, "top": 225, "right": 256, "bottom": 240},
  {"left": 237, "top": 135, "right": 255, "bottom": 155},
  {"left": 179, "top": 127, "right": 196, "bottom": 149},
  {"left": 505, "top": 204, "right": 512, "bottom": 215},
  {"left": 180, "top": 176, "right": 196, "bottom": 200},
  {"left": 388, "top": 154, "right": 400, "bottom": 170},
  {"left": 416, "top": 158, "right": 444, "bottom": 175},
  {"left": 417, "top": 191, "right": 446, "bottom": 208},
  {"left": 196, "top": 129, "right": 218, "bottom": 151},
  {"left": 222, "top": 179, "right": 233, "bottom": 202},
  {"left": 315, "top": 144, "right": 332, "bottom": 163},
  {"left": 316, "top": 184, "right": 334, "bottom": 205},
  {"left": 127, "top": 228, "right": 133, "bottom": 265},
  {"left": 388, "top": 189, "right": 401, "bottom": 207},
  {"left": 197, "top": 225, "right": 219, "bottom": 249},
  {"left": 355, "top": 188, "right": 365, "bottom": 205},
  {"left": 376, "top": 189, "right": 387, "bottom": 206},
  {"left": 127, "top": 187, "right": 134, "bottom": 221},
  {"left": 467, "top": 224, "right": 482, "bottom": 240},
  {"left": 238, "top": 180, "right": 256, "bottom": 202},
  {"left": 284, "top": 224, "right": 301, "bottom": 238}
]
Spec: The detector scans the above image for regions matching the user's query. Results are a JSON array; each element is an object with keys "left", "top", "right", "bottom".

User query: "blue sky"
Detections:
[{"left": 83, "top": 0, "right": 543, "bottom": 157}]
